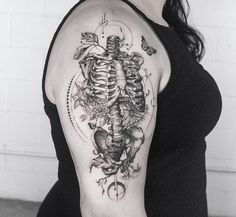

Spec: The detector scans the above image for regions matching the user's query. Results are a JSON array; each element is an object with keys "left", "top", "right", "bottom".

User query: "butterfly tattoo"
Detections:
[{"left": 141, "top": 36, "right": 157, "bottom": 56}]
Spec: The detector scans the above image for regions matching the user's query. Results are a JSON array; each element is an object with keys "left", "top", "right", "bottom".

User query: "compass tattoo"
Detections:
[{"left": 67, "top": 13, "right": 157, "bottom": 201}]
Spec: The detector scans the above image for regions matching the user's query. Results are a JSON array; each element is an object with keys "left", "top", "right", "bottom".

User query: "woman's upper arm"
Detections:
[{"left": 49, "top": 1, "right": 163, "bottom": 216}]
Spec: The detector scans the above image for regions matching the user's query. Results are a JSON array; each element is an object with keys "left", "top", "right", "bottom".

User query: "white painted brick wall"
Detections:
[
  {"left": 0, "top": 0, "right": 235, "bottom": 216},
  {"left": 189, "top": 0, "right": 236, "bottom": 216},
  {"left": 11, "top": 15, "right": 61, "bottom": 48},
  {"left": 0, "top": 112, "right": 8, "bottom": 141},
  {"left": 0, "top": 80, "right": 8, "bottom": 111},
  {"left": 0, "top": 47, "right": 45, "bottom": 81},
  {"left": 44, "top": 0, "right": 80, "bottom": 16},
  {"left": 0, "top": 15, "right": 9, "bottom": 47},
  {"left": 0, "top": 0, "right": 67, "bottom": 204},
  {"left": 218, "top": 29, "right": 236, "bottom": 64},
  {"left": 0, "top": 0, "right": 43, "bottom": 14},
  {"left": 8, "top": 80, "right": 44, "bottom": 113}
]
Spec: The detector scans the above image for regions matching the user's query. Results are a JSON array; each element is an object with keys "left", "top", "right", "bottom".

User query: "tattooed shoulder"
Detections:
[{"left": 63, "top": 11, "right": 158, "bottom": 201}]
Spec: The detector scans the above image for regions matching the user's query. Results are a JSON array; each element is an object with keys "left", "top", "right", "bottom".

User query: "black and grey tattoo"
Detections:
[
  {"left": 67, "top": 14, "right": 156, "bottom": 200},
  {"left": 141, "top": 36, "right": 157, "bottom": 56}
]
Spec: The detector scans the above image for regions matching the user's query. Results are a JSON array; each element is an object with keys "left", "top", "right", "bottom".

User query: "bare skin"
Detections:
[
  {"left": 46, "top": 0, "right": 170, "bottom": 104},
  {"left": 44, "top": 0, "right": 171, "bottom": 216}
]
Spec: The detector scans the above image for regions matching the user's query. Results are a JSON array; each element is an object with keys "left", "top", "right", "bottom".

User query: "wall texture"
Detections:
[
  {"left": 188, "top": 1, "right": 236, "bottom": 216},
  {"left": 0, "top": 0, "right": 235, "bottom": 216}
]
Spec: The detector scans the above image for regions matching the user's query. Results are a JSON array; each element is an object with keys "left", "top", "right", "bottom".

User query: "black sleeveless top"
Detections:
[{"left": 40, "top": 0, "right": 222, "bottom": 216}]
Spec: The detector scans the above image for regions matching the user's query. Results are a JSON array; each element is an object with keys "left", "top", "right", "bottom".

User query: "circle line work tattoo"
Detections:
[{"left": 67, "top": 14, "right": 156, "bottom": 200}]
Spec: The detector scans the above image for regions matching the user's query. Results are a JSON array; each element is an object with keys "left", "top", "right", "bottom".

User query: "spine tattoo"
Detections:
[{"left": 67, "top": 14, "right": 156, "bottom": 200}]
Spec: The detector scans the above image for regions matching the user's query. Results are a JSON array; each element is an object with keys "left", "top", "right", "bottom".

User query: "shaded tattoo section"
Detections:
[{"left": 67, "top": 14, "right": 155, "bottom": 200}]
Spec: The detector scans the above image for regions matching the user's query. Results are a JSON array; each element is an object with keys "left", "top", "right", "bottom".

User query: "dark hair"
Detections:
[{"left": 163, "top": 0, "right": 205, "bottom": 61}]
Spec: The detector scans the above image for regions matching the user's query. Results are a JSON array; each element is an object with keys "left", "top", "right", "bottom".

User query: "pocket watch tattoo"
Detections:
[{"left": 67, "top": 13, "right": 156, "bottom": 201}]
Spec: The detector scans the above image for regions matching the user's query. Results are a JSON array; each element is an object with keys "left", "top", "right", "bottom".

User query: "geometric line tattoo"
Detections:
[{"left": 67, "top": 13, "right": 156, "bottom": 201}]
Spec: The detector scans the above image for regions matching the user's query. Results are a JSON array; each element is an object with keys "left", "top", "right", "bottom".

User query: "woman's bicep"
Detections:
[
  {"left": 51, "top": 4, "right": 162, "bottom": 216},
  {"left": 56, "top": 55, "right": 157, "bottom": 216},
  {"left": 55, "top": 48, "right": 157, "bottom": 215}
]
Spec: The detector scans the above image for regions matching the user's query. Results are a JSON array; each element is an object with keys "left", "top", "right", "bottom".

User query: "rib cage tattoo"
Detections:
[{"left": 68, "top": 14, "right": 156, "bottom": 200}]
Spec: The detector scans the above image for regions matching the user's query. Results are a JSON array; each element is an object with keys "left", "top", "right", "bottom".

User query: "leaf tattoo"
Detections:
[{"left": 67, "top": 14, "right": 155, "bottom": 201}]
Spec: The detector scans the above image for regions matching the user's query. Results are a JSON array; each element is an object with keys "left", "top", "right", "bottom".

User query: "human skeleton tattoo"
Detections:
[{"left": 67, "top": 14, "right": 156, "bottom": 200}]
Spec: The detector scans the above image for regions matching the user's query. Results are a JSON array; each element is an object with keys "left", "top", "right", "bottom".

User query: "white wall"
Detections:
[
  {"left": 0, "top": 0, "right": 235, "bottom": 216},
  {"left": 188, "top": 1, "right": 236, "bottom": 216}
]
